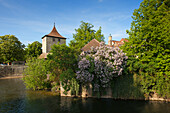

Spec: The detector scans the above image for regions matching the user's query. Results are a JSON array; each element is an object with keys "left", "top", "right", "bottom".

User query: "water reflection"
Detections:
[{"left": 0, "top": 78, "right": 169, "bottom": 113}]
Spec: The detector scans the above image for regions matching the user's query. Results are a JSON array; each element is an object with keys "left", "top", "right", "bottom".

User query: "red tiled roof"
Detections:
[
  {"left": 81, "top": 39, "right": 100, "bottom": 51},
  {"left": 111, "top": 38, "right": 128, "bottom": 47},
  {"left": 120, "top": 38, "right": 128, "bottom": 42},
  {"left": 42, "top": 25, "right": 66, "bottom": 39}
]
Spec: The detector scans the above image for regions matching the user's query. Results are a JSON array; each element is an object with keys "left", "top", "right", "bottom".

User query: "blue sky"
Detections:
[{"left": 0, "top": 0, "right": 143, "bottom": 46}]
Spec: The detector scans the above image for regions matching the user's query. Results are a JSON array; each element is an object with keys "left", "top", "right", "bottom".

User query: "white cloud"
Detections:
[
  {"left": 22, "top": 40, "right": 34, "bottom": 46},
  {"left": 0, "top": 17, "right": 50, "bottom": 33},
  {"left": 110, "top": 29, "right": 128, "bottom": 39},
  {"left": 81, "top": 9, "right": 91, "bottom": 13},
  {"left": 98, "top": 0, "right": 103, "bottom": 2},
  {"left": 107, "top": 14, "right": 130, "bottom": 22},
  {"left": 112, "top": 34, "right": 122, "bottom": 38},
  {"left": 0, "top": 0, "right": 16, "bottom": 9}
]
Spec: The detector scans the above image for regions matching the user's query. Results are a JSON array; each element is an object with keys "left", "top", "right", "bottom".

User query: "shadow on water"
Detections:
[{"left": 0, "top": 78, "right": 169, "bottom": 113}]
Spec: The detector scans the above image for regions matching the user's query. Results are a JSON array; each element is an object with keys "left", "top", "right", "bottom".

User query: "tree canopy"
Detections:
[
  {"left": 48, "top": 44, "right": 78, "bottom": 76},
  {"left": 69, "top": 21, "right": 105, "bottom": 50},
  {"left": 25, "top": 41, "right": 42, "bottom": 58},
  {"left": 121, "top": 0, "right": 170, "bottom": 97},
  {"left": 0, "top": 35, "right": 25, "bottom": 63}
]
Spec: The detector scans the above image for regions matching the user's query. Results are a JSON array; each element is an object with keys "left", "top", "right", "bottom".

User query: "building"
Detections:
[
  {"left": 81, "top": 39, "right": 100, "bottom": 51},
  {"left": 81, "top": 35, "right": 128, "bottom": 52},
  {"left": 39, "top": 24, "right": 66, "bottom": 58},
  {"left": 108, "top": 35, "right": 128, "bottom": 47}
]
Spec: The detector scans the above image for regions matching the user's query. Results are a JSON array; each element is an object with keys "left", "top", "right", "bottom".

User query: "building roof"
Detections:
[
  {"left": 120, "top": 38, "right": 128, "bottom": 42},
  {"left": 111, "top": 38, "right": 128, "bottom": 47},
  {"left": 39, "top": 53, "right": 49, "bottom": 59},
  {"left": 81, "top": 39, "right": 100, "bottom": 51},
  {"left": 42, "top": 24, "right": 66, "bottom": 39}
]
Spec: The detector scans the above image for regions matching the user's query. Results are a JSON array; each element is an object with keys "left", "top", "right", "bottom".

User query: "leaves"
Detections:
[
  {"left": 23, "top": 58, "right": 51, "bottom": 90},
  {"left": 121, "top": 0, "right": 170, "bottom": 98},
  {"left": 69, "top": 21, "right": 105, "bottom": 50},
  {"left": 25, "top": 41, "right": 42, "bottom": 59},
  {"left": 48, "top": 44, "right": 78, "bottom": 73},
  {"left": 0, "top": 35, "right": 25, "bottom": 63}
]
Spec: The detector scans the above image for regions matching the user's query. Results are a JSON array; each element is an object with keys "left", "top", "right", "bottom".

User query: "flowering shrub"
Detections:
[{"left": 76, "top": 42, "right": 128, "bottom": 91}]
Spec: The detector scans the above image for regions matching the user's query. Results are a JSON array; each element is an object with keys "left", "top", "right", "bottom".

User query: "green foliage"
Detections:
[
  {"left": 60, "top": 69, "right": 79, "bottom": 95},
  {"left": 47, "top": 44, "right": 79, "bottom": 94},
  {"left": 111, "top": 73, "right": 145, "bottom": 99},
  {"left": 23, "top": 58, "right": 51, "bottom": 90},
  {"left": 0, "top": 35, "right": 25, "bottom": 63},
  {"left": 25, "top": 41, "right": 42, "bottom": 59},
  {"left": 48, "top": 43, "right": 78, "bottom": 76},
  {"left": 121, "top": 0, "right": 170, "bottom": 98},
  {"left": 69, "top": 21, "right": 105, "bottom": 50}
]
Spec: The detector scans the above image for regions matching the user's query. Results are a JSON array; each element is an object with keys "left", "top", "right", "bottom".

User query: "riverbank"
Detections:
[
  {"left": 0, "top": 75, "right": 23, "bottom": 80},
  {"left": 1, "top": 75, "right": 169, "bottom": 102},
  {"left": 0, "top": 65, "right": 27, "bottom": 77},
  {"left": 1, "top": 77, "right": 169, "bottom": 113}
]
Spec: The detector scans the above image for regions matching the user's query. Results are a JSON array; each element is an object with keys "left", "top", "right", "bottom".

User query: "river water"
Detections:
[{"left": 0, "top": 78, "right": 169, "bottom": 113}]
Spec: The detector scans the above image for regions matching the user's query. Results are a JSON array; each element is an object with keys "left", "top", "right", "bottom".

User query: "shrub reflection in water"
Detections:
[{"left": 0, "top": 78, "right": 169, "bottom": 113}]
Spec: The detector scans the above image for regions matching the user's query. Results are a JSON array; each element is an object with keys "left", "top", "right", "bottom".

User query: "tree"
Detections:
[
  {"left": 77, "top": 42, "right": 128, "bottom": 92},
  {"left": 25, "top": 41, "right": 42, "bottom": 58},
  {"left": 23, "top": 58, "right": 51, "bottom": 90},
  {"left": 0, "top": 35, "right": 25, "bottom": 63},
  {"left": 47, "top": 44, "right": 78, "bottom": 78},
  {"left": 121, "top": 0, "right": 170, "bottom": 97},
  {"left": 69, "top": 21, "right": 105, "bottom": 50},
  {"left": 47, "top": 44, "right": 79, "bottom": 94}
]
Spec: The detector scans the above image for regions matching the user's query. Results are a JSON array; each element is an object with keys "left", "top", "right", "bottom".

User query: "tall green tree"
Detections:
[
  {"left": 47, "top": 44, "right": 78, "bottom": 78},
  {"left": 69, "top": 21, "right": 105, "bottom": 50},
  {"left": 121, "top": 0, "right": 170, "bottom": 97},
  {"left": 48, "top": 44, "right": 80, "bottom": 95},
  {"left": 25, "top": 41, "right": 42, "bottom": 58},
  {"left": 0, "top": 35, "right": 25, "bottom": 63}
]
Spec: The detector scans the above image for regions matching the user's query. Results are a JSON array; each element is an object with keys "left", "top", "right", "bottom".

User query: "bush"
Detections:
[
  {"left": 23, "top": 58, "right": 51, "bottom": 90},
  {"left": 76, "top": 42, "right": 128, "bottom": 92},
  {"left": 60, "top": 69, "right": 79, "bottom": 95}
]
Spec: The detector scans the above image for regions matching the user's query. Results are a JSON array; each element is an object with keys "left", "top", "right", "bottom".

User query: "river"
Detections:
[{"left": 0, "top": 78, "right": 169, "bottom": 113}]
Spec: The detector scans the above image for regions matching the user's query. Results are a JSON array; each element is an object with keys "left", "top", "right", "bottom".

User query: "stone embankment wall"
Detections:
[
  {"left": 60, "top": 83, "right": 170, "bottom": 102},
  {"left": 0, "top": 65, "right": 27, "bottom": 77}
]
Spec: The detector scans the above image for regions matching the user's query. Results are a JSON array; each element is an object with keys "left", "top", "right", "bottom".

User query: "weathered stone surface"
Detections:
[
  {"left": 60, "top": 83, "right": 170, "bottom": 101},
  {"left": 60, "top": 82, "right": 72, "bottom": 97},
  {"left": 0, "top": 65, "right": 27, "bottom": 77}
]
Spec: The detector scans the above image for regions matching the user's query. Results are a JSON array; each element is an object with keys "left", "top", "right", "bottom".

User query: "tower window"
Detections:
[
  {"left": 58, "top": 38, "right": 60, "bottom": 42},
  {"left": 53, "top": 38, "right": 55, "bottom": 42}
]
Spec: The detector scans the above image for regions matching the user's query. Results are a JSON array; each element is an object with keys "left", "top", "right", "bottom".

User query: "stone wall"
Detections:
[
  {"left": 0, "top": 65, "right": 27, "bottom": 77},
  {"left": 60, "top": 38, "right": 66, "bottom": 44},
  {"left": 60, "top": 83, "right": 170, "bottom": 101},
  {"left": 45, "top": 36, "right": 66, "bottom": 53},
  {"left": 60, "top": 83, "right": 113, "bottom": 98}
]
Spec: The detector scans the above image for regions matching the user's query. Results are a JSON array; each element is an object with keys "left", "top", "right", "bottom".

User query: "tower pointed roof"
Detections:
[{"left": 42, "top": 23, "right": 66, "bottom": 39}]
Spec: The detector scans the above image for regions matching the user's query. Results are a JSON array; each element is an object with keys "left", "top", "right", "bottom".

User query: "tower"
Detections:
[
  {"left": 108, "top": 34, "right": 112, "bottom": 46},
  {"left": 39, "top": 23, "right": 66, "bottom": 58}
]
